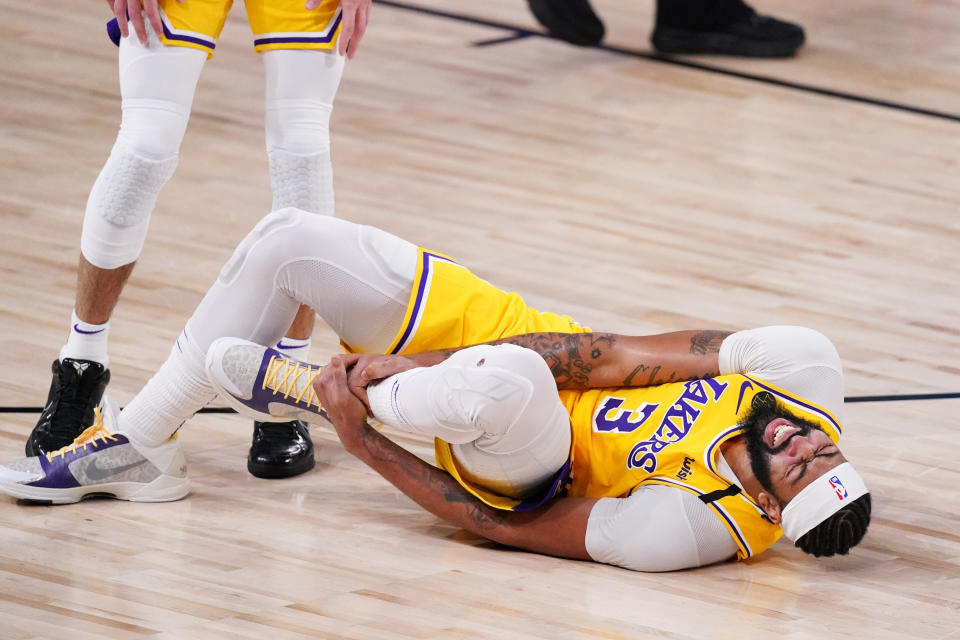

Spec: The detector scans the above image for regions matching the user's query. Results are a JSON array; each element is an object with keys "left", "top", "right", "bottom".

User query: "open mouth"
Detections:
[{"left": 764, "top": 418, "right": 800, "bottom": 449}]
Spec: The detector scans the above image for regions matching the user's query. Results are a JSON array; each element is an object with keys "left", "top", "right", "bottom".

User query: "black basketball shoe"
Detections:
[
  {"left": 26, "top": 358, "right": 111, "bottom": 456},
  {"left": 652, "top": 0, "right": 805, "bottom": 58},
  {"left": 527, "top": 0, "right": 605, "bottom": 47},
  {"left": 248, "top": 420, "right": 315, "bottom": 479}
]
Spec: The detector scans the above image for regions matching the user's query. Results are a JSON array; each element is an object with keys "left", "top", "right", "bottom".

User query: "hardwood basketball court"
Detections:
[{"left": 0, "top": 0, "right": 957, "bottom": 637}]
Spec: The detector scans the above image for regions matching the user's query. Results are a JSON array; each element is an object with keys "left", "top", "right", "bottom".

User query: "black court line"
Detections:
[
  {"left": 473, "top": 31, "right": 534, "bottom": 47},
  {"left": 844, "top": 392, "right": 960, "bottom": 403},
  {"left": 374, "top": 0, "right": 960, "bottom": 125},
  {"left": 1, "top": 392, "right": 957, "bottom": 414}
]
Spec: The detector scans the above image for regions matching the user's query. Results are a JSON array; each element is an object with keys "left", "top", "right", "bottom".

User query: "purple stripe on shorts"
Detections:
[
  {"left": 254, "top": 14, "right": 342, "bottom": 47},
  {"left": 512, "top": 459, "right": 572, "bottom": 512},
  {"left": 105, "top": 15, "right": 215, "bottom": 50},
  {"left": 161, "top": 19, "right": 216, "bottom": 49},
  {"left": 391, "top": 252, "right": 431, "bottom": 354}
]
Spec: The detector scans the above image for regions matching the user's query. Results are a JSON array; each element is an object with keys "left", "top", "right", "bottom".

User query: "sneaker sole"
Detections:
[
  {"left": 247, "top": 453, "right": 316, "bottom": 479},
  {"left": 0, "top": 474, "right": 190, "bottom": 504},
  {"left": 652, "top": 27, "right": 803, "bottom": 57}
]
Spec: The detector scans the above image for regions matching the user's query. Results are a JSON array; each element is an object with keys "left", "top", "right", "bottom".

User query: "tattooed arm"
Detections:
[
  {"left": 316, "top": 357, "right": 596, "bottom": 560},
  {"left": 486, "top": 330, "right": 731, "bottom": 389},
  {"left": 347, "top": 330, "right": 732, "bottom": 393}
]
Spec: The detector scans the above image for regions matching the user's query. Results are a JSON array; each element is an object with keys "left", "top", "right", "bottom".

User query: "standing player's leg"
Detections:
[
  {"left": 26, "top": 31, "right": 207, "bottom": 456},
  {"left": 0, "top": 209, "right": 418, "bottom": 503},
  {"left": 243, "top": 48, "right": 347, "bottom": 479}
]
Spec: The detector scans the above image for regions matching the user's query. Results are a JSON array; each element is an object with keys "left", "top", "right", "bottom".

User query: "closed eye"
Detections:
[{"left": 789, "top": 446, "right": 840, "bottom": 484}]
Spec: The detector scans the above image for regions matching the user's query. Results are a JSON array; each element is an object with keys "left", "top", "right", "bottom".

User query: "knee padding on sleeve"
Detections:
[
  {"left": 447, "top": 345, "right": 572, "bottom": 495},
  {"left": 266, "top": 96, "right": 334, "bottom": 214},
  {"left": 264, "top": 50, "right": 341, "bottom": 215},
  {"left": 367, "top": 346, "right": 571, "bottom": 497},
  {"left": 368, "top": 344, "right": 570, "bottom": 450},
  {"left": 80, "top": 143, "right": 178, "bottom": 269},
  {"left": 267, "top": 148, "right": 334, "bottom": 214}
]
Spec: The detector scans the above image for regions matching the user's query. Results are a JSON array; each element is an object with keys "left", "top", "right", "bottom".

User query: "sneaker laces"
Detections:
[
  {"left": 261, "top": 356, "right": 322, "bottom": 409},
  {"left": 44, "top": 408, "right": 118, "bottom": 462}
]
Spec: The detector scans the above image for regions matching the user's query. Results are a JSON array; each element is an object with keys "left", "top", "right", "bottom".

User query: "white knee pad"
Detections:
[
  {"left": 449, "top": 345, "right": 572, "bottom": 496},
  {"left": 264, "top": 49, "right": 343, "bottom": 215},
  {"left": 268, "top": 147, "right": 334, "bottom": 214},
  {"left": 80, "top": 142, "right": 178, "bottom": 269},
  {"left": 81, "top": 40, "right": 203, "bottom": 269},
  {"left": 368, "top": 344, "right": 571, "bottom": 497}
]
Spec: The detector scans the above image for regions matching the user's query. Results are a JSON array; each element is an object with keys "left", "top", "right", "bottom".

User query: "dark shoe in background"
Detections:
[
  {"left": 248, "top": 420, "right": 315, "bottom": 479},
  {"left": 653, "top": 0, "right": 804, "bottom": 57},
  {"left": 527, "top": 0, "right": 605, "bottom": 46}
]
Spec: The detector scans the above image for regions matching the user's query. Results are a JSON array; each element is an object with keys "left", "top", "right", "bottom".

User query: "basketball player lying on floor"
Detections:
[{"left": 0, "top": 208, "right": 871, "bottom": 571}]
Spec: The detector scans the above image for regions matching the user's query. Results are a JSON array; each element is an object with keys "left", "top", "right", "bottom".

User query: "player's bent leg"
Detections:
[
  {"left": 126, "top": 209, "right": 416, "bottom": 444},
  {"left": 367, "top": 344, "right": 572, "bottom": 499},
  {"left": 203, "top": 209, "right": 418, "bottom": 419},
  {"left": 0, "top": 397, "right": 189, "bottom": 504},
  {"left": 187, "top": 208, "right": 416, "bottom": 355}
]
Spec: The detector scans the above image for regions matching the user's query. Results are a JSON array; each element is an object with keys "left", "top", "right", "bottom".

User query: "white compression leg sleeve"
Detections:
[
  {"left": 120, "top": 209, "right": 416, "bottom": 444},
  {"left": 366, "top": 344, "right": 572, "bottom": 498},
  {"left": 81, "top": 38, "right": 205, "bottom": 269},
  {"left": 263, "top": 50, "right": 345, "bottom": 215}
]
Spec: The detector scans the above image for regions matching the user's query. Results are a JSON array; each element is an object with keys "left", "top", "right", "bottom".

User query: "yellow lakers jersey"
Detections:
[
  {"left": 373, "top": 249, "right": 844, "bottom": 560},
  {"left": 562, "top": 375, "right": 842, "bottom": 559}
]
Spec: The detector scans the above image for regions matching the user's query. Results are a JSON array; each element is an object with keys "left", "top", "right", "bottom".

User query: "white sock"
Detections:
[
  {"left": 119, "top": 332, "right": 217, "bottom": 446},
  {"left": 275, "top": 336, "right": 311, "bottom": 362},
  {"left": 60, "top": 310, "right": 110, "bottom": 367}
]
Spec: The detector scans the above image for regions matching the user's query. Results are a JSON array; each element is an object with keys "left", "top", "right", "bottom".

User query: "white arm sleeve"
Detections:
[
  {"left": 718, "top": 326, "right": 844, "bottom": 419},
  {"left": 585, "top": 486, "right": 738, "bottom": 572}
]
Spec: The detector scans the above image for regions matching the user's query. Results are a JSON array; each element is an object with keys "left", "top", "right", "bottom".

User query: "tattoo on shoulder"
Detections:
[{"left": 689, "top": 331, "right": 731, "bottom": 356}]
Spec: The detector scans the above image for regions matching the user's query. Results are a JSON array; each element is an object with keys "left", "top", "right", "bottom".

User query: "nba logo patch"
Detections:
[{"left": 828, "top": 476, "right": 848, "bottom": 500}]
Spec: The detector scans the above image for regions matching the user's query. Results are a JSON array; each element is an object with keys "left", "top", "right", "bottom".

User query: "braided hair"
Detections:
[{"left": 795, "top": 493, "right": 871, "bottom": 557}]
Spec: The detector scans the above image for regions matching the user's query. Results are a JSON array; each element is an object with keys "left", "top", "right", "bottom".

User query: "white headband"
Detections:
[{"left": 780, "top": 462, "right": 869, "bottom": 542}]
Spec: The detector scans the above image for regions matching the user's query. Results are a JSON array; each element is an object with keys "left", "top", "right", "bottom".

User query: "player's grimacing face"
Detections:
[{"left": 742, "top": 392, "right": 846, "bottom": 504}]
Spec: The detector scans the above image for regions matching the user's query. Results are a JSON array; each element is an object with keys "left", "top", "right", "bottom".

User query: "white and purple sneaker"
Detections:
[
  {"left": 0, "top": 396, "right": 189, "bottom": 504},
  {"left": 205, "top": 338, "right": 330, "bottom": 425}
]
